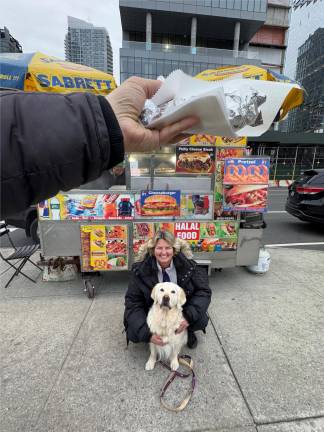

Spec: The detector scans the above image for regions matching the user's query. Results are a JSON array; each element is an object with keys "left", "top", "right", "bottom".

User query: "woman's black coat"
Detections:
[{"left": 124, "top": 252, "right": 211, "bottom": 343}]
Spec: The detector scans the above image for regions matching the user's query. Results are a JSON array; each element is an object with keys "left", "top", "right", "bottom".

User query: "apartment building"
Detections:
[{"left": 65, "top": 16, "right": 113, "bottom": 74}]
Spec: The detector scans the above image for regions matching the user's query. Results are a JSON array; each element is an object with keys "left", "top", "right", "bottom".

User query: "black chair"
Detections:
[{"left": 0, "top": 222, "right": 42, "bottom": 288}]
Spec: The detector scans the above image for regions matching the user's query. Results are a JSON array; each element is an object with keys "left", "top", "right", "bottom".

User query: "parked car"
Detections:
[
  {"left": 6, "top": 205, "right": 40, "bottom": 243},
  {"left": 285, "top": 169, "right": 324, "bottom": 224}
]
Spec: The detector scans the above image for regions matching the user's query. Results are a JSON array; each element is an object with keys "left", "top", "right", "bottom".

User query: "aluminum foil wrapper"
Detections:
[
  {"left": 140, "top": 99, "right": 176, "bottom": 126},
  {"left": 140, "top": 100, "right": 162, "bottom": 126},
  {"left": 225, "top": 87, "right": 267, "bottom": 131}
]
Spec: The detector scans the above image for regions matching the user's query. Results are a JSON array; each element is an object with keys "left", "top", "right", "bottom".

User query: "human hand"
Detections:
[
  {"left": 106, "top": 76, "right": 198, "bottom": 153},
  {"left": 175, "top": 319, "right": 189, "bottom": 334},
  {"left": 150, "top": 334, "right": 166, "bottom": 346}
]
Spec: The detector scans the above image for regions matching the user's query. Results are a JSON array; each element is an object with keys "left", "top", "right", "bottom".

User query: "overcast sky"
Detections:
[{"left": 2, "top": 0, "right": 122, "bottom": 82}]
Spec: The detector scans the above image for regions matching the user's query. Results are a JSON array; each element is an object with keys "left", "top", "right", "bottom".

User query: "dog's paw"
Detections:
[
  {"left": 145, "top": 360, "right": 156, "bottom": 371},
  {"left": 170, "top": 359, "right": 179, "bottom": 371}
]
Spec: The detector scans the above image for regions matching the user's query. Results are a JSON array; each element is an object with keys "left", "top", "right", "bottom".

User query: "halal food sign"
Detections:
[{"left": 174, "top": 222, "right": 200, "bottom": 240}]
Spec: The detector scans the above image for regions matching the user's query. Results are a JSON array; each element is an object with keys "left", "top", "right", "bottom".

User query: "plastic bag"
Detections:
[{"left": 42, "top": 257, "right": 78, "bottom": 282}]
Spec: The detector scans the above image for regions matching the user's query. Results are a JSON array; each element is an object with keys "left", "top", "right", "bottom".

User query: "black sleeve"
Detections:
[
  {"left": 124, "top": 272, "right": 151, "bottom": 343},
  {"left": 0, "top": 91, "right": 124, "bottom": 218},
  {"left": 182, "top": 265, "right": 212, "bottom": 324}
]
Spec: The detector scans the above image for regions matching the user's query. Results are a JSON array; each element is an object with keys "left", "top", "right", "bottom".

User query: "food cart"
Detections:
[
  {"left": 2, "top": 58, "right": 303, "bottom": 297},
  {"left": 38, "top": 133, "right": 270, "bottom": 297}
]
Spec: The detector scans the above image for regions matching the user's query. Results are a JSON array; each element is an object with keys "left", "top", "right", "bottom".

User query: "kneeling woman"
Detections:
[{"left": 124, "top": 230, "right": 211, "bottom": 349}]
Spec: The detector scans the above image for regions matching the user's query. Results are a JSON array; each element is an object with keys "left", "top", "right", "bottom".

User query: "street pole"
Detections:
[{"left": 291, "top": 147, "right": 299, "bottom": 180}]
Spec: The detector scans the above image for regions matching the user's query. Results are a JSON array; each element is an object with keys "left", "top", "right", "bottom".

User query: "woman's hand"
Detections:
[
  {"left": 175, "top": 319, "right": 189, "bottom": 334},
  {"left": 150, "top": 334, "right": 166, "bottom": 346}
]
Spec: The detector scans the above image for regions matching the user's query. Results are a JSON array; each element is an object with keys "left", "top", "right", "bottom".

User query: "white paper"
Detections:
[{"left": 141, "top": 70, "right": 302, "bottom": 138}]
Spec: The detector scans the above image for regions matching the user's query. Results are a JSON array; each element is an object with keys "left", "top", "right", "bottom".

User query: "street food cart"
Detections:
[
  {"left": 1, "top": 58, "right": 303, "bottom": 297},
  {"left": 38, "top": 133, "right": 270, "bottom": 297}
]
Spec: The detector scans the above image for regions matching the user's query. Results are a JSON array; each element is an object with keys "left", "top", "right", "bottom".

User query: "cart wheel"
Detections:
[{"left": 84, "top": 280, "right": 95, "bottom": 299}]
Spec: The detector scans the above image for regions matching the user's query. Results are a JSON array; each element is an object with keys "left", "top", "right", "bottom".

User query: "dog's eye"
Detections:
[
  {"left": 171, "top": 290, "right": 175, "bottom": 294},
  {"left": 160, "top": 288, "right": 164, "bottom": 292}
]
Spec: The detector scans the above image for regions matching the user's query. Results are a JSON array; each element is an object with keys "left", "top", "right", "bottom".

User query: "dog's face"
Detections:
[{"left": 151, "top": 282, "right": 186, "bottom": 310}]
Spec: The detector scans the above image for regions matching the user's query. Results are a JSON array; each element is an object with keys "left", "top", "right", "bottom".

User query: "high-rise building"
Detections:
[
  {"left": 248, "top": 0, "right": 290, "bottom": 74},
  {"left": 279, "top": 0, "right": 324, "bottom": 132},
  {"left": 119, "top": 0, "right": 268, "bottom": 83},
  {"left": 0, "top": 27, "right": 22, "bottom": 53},
  {"left": 287, "top": 28, "right": 324, "bottom": 133},
  {"left": 284, "top": 0, "right": 324, "bottom": 80},
  {"left": 65, "top": 16, "right": 113, "bottom": 74}
]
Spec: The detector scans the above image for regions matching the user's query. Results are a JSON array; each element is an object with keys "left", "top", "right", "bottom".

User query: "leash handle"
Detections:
[{"left": 159, "top": 356, "right": 195, "bottom": 412}]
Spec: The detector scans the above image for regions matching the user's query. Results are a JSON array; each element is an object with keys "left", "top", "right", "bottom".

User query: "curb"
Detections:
[{"left": 269, "top": 180, "right": 293, "bottom": 187}]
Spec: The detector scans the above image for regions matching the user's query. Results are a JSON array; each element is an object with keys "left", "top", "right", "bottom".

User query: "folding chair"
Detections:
[{"left": 0, "top": 222, "right": 42, "bottom": 288}]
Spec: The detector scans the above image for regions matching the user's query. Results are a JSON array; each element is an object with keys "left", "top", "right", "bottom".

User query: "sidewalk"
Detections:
[{"left": 1, "top": 248, "right": 323, "bottom": 432}]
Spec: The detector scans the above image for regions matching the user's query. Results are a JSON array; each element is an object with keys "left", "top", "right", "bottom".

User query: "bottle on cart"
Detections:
[{"left": 50, "top": 197, "right": 61, "bottom": 220}]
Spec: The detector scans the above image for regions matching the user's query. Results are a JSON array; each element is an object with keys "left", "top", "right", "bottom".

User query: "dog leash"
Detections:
[{"left": 159, "top": 355, "right": 195, "bottom": 412}]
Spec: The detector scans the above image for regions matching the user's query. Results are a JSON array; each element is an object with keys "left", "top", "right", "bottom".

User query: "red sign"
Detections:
[{"left": 174, "top": 222, "right": 200, "bottom": 241}]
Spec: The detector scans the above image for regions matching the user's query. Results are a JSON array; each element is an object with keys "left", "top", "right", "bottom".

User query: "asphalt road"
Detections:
[
  {"left": 263, "top": 188, "right": 324, "bottom": 251},
  {"left": 1, "top": 189, "right": 324, "bottom": 251}
]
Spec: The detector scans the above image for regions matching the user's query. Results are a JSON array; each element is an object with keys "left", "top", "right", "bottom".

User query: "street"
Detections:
[
  {"left": 2, "top": 188, "right": 324, "bottom": 251},
  {"left": 264, "top": 188, "right": 324, "bottom": 251}
]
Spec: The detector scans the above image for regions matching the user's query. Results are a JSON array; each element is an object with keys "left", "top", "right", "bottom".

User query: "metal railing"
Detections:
[
  {"left": 122, "top": 40, "right": 260, "bottom": 59},
  {"left": 256, "top": 145, "right": 324, "bottom": 180}
]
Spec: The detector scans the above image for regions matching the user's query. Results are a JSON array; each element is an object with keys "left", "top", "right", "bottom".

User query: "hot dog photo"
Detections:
[{"left": 223, "top": 185, "right": 268, "bottom": 212}]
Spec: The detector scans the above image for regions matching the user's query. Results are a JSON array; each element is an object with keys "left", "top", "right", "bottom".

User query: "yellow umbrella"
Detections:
[
  {"left": 195, "top": 64, "right": 303, "bottom": 120},
  {"left": 0, "top": 51, "right": 116, "bottom": 95}
]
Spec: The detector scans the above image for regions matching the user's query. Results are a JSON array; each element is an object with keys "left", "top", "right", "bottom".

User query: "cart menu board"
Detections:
[
  {"left": 223, "top": 158, "right": 270, "bottom": 185},
  {"left": 80, "top": 224, "right": 128, "bottom": 271},
  {"left": 39, "top": 193, "right": 135, "bottom": 221},
  {"left": 132, "top": 221, "right": 239, "bottom": 256},
  {"left": 133, "top": 222, "right": 155, "bottom": 256},
  {"left": 175, "top": 146, "right": 215, "bottom": 174},
  {"left": 134, "top": 192, "right": 214, "bottom": 220},
  {"left": 222, "top": 158, "right": 270, "bottom": 212},
  {"left": 188, "top": 135, "right": 247, "bottom": 147},
  {"left": 215, "top": 136, "right": 247, "bottom": 147},
  {"left": 223, "top": 185, "right": 268, "bottom": 212},
  {"left": 140, "top": 191, "right": 181, "bottom": 217}
]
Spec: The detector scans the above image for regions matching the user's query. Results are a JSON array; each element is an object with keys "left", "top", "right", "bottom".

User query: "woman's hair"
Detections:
[{"left": 136, "top": 230, "right": 193, "bottom": 262}]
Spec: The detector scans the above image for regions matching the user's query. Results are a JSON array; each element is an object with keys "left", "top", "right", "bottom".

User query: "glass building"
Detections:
[
  {"left": 284, "top": 0, "right": 324, "bottom": 80},
  {"left": 0, "top": 27, "right": 22, "bottom": 53},
  {"left": 119, "top": 0, "right": 268, "bottom": 82},
  {"left": 65, "top": 16, "right": 113, "bottom": 74},
  {"left": 288, "top": 28, "right": 324, "bottom": 133}
]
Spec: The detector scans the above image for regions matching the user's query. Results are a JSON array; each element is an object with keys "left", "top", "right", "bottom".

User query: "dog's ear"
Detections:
[
  {"left": 151, "top": 284, "right": 159, "bottom": 303},
  {"left": 178, "top": 288, "right": 186, "bottom": 308}
]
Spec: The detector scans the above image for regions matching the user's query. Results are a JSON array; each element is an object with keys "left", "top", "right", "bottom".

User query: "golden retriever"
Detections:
[{"left": 145, "top": 282, "right": 187, "bottom": 371}]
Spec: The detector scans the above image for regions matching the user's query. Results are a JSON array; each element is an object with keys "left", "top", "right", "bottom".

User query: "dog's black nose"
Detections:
[{"left": 162, "top": 295, "right": 170, "bottom": 304}]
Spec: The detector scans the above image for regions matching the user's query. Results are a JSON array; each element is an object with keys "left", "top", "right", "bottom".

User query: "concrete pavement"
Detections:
[{"left": 1, "top": 248, "right": 324, "bottom": 432}]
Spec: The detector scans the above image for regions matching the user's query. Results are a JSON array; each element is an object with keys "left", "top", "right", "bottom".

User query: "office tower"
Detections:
[
  {"left": 288, "top": 28, "right": 324, "bottom": 133},
  {"left": 65, "top": 16, "right": 113, "bottom": 74},
  {"left": 284, "top": 0, "right": 324, "bottom": 80},
  {"left": 248, "top": 0, "right": 290, "bottom": 74},
  {"left": 119, "top": 0, "right": 268, "bottom": 82},
  {"left": 0, "top": 27, "right": 22, "bottom": 53}
]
